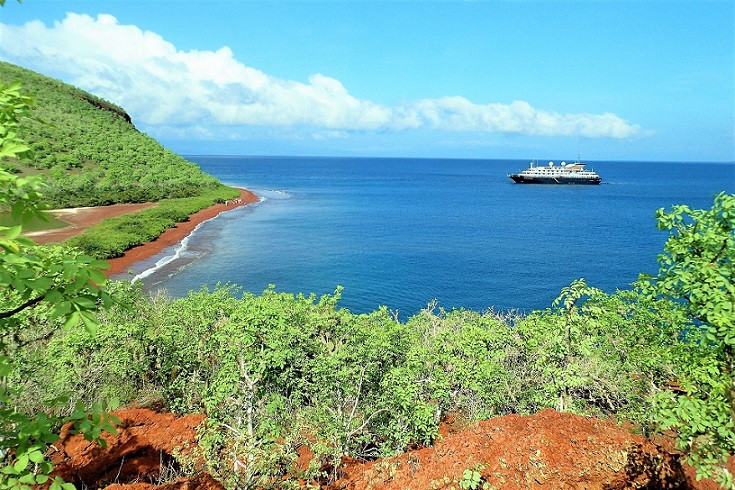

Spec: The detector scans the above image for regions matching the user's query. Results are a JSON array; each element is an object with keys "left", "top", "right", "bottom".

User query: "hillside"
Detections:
[{"left": 0, "top": 62, "right": 225, "bottom": 208}]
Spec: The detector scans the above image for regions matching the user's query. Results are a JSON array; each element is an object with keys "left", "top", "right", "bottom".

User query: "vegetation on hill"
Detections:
[
  {"left": 1, "top": 62, "right": 239, "bottom": 259},
  {"left": 0, "top": 62, "right": 227, "bottom": 208}
]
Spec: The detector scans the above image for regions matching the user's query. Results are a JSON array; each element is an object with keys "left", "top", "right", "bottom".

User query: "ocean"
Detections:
[{"left": 118, "top": 157, "right": 734, "bottom": 317}]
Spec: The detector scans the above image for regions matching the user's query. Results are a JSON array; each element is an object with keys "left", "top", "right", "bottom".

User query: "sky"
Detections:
[{"left": 1, "top": 1, "right": 733, "bottom": 162}]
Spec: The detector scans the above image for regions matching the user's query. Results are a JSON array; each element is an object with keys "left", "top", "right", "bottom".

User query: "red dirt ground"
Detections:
[
  {"left": 49, "top": 408, "right": 221, "bottom": 490},
  {"left": 48, "top": 408, "right": 732, "bottom": 490},
  {"left": 27, "top": 202, "right": 157, "bottom": 244},
  {"left": 334, "top": 409, "right": 685, "bottom": 489}
]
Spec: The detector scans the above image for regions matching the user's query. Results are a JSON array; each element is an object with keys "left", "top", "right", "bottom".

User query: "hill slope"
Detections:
[{"left": 0, "top": 62, "right": 224, "bottom": 208}]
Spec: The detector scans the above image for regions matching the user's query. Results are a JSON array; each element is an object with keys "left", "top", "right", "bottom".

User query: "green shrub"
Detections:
[
  {"left": 9, "top": 279, "right": 691, "bottom": 487},
  {"left": 640, "top": 193, "right": 735, "bottom": 487}
]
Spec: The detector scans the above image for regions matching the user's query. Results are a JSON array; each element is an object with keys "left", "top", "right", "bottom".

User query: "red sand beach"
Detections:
[
  {"left": 105, "top": 188, "right": 258, "bottom": 276},
  {"left": 27, "top": 188, "right": 258, "bottom": 277}
]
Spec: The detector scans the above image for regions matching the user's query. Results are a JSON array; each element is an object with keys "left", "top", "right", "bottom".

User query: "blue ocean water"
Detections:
[{"left": 121, "top": 157, "right": 734, "bottom": 317}]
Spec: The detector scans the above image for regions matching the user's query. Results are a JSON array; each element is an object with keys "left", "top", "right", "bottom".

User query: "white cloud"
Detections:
[
  {"left": 407, "top": 98, "right": 639, "bottom": 138},
  {"left": 0, "top": 13, "right": 640, "bottom": 139}
]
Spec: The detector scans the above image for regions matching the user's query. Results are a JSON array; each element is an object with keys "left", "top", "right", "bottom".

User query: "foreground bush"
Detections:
[
  {"left": 1, "top": 81, "right": 117, "bottom": 490},
  {"left": 10, "top": 278, "right": 688, "bottom": 487},
  {"left": 640, "top": 192, "right": 735, "bottom": 487}
]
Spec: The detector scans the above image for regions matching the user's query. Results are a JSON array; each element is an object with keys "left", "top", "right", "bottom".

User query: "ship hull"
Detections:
[{"left": 509, "top": 175, "right": 601, "bottom": 185}]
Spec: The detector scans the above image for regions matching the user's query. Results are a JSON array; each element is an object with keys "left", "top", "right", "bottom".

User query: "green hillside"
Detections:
[{"left": 0, "top": 61, "right": 225, "bottom": 208}]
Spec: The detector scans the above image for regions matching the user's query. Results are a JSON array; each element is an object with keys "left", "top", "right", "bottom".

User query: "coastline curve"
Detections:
[{"left": 104, "top": 188, "right": 258, "bottom": 277}]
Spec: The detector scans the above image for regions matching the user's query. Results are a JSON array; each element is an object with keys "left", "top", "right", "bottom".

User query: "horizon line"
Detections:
[{"left": 180, "top": 154, "right": 735, "bottom": 165}]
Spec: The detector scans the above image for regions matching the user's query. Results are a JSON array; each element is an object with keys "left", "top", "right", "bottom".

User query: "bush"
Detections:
[
  {"left": 9, "top": 279, "right": 691, "bottom": 487},
  {"left": 640, "top": 192, "right": 735, "bottom": 487}
]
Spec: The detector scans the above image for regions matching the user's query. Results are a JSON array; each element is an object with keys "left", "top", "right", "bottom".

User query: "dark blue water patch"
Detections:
[{"left": 130, "top": 157, "right": 734, "bottom": 317}]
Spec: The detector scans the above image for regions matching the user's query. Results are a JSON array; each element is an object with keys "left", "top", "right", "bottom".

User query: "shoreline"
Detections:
[{"left": 104, "top": 188, "right": 258, "bottom": 277}]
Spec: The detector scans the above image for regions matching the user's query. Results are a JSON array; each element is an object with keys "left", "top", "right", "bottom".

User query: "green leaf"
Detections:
[
  {"left": 28, "top": 450, "right": 45, "bottom": 464},
  {"left": 49, "top": 301, "right": 72, "bottom": 319},
  {"left": 79, "top": 310, "right": 99, "bottom": 332},
  {"left": 28, "top": 276, "right": 54, "bottom": 292},
  {"left": 90, "top": 259, "right": 110, "bottom": 270},
  {"left": 88, "top": 268, "right": 108, "bottom": 286},
  {"left": 18, "top": 473, "right": 36, "bottom": 484},
  {"left": 64, "top": 311, "right": 81, "bottom": 329},
  {"left": 72, "top": 297, "right": 97, "bottom": 310},
  {"left": 13, "top": 453, "right": 29, "bottom": 472},
  {"left": 5, "top": 224, "right": 21, "bottom": 238}
]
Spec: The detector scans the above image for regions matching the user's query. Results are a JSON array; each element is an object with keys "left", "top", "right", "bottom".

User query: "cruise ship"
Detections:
[{"left": 509, "top": 158, "right": 602, "bottom": 185}]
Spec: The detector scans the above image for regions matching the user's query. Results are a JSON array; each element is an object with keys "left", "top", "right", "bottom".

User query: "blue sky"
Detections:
[{"left": 1, "top": 1, "right": 733, "bottom": 162}]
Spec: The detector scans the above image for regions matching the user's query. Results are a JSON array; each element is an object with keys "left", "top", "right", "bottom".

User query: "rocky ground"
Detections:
[{"left": 46, "top": 408, "right": 733, "bottom": 489}]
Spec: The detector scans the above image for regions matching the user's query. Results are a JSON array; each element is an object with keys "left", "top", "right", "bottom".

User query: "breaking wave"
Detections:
[{"left": 131, "top": 224, "right": 201, "bottom": 283}]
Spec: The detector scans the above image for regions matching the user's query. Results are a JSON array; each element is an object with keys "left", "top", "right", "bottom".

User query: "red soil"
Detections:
[
  {"left": 335, "top": 409, "right": 686, "bottom": 489},
  {"left": 49, "top": 408, "right": 731, "bottom": 490},
  {"left": 49, "top": 408, "right": 220, "bottom": 489}
]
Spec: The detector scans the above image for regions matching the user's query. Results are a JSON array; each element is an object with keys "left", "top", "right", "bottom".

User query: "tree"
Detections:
[
  {"left": 0, "top": 81, "right": 117, "bottom": 489},
  {"left": 639, "top": 192, "right": 735, "bottom": 488}
]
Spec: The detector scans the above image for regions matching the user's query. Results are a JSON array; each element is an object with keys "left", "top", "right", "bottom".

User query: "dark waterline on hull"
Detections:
[{"left": 509, "top": 176, "right": 602, "bottom": 184}]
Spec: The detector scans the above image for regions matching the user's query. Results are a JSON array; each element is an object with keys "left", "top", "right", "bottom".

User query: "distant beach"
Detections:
[
  {"left": 104, "top": 188, "right": 258, "bottom": 276},
  {"left": 26, "top": 187, "right": 259, "bottom": 277},
  {"left": 28, "top": 202, "right": 157, "bottom": 244}
]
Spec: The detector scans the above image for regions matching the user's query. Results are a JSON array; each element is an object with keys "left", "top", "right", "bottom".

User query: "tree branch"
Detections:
[
  {"left": 0, "top": 293, "right": 45, "bottom": 319},
  {"left": 709, "top": 238, "right": 730, "bottom": 266},
  {"left": 347, "top": 408, "right": 388, "bottom": 440}
]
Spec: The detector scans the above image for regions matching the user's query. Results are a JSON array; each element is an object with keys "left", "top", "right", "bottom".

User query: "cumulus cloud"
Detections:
[{"left": 0, "top": 13, "right": 640, "bottom": 139}]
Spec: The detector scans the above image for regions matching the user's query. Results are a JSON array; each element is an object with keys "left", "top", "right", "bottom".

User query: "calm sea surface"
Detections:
[{"left": 119, "top": 157, "right": 734, "bottom": 317}]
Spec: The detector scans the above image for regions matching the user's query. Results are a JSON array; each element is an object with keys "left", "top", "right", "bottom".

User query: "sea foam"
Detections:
[{"left": 131, "top": 225, "right": 198, "bottom": 283}]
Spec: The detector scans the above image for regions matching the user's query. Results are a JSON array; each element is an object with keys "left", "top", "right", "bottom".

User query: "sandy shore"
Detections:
[{"left": 104, "top": 188, "right": 258, "bottom": 276}]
